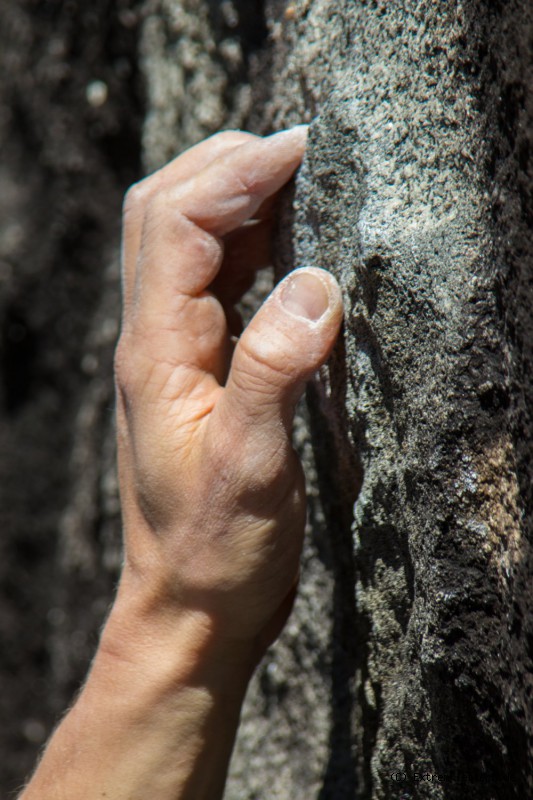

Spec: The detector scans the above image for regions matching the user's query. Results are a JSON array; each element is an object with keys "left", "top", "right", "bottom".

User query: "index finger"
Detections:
[{"left": 165, "top": 124, "right": 309, "bottom": 239}]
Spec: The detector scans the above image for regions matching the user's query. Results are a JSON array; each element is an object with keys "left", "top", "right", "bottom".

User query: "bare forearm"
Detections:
[{"left": 21, "top": 578, "right": 254, "bottom": 800}]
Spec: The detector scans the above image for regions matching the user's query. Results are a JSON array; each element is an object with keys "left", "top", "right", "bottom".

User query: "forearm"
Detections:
[{"left": 21, "top": 576, "right": 254, "bottom": 800}]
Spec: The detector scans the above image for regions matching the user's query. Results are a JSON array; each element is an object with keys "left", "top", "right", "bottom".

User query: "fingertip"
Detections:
[
  {"left": 264, "top": 125, "right": 309, "bottom": 158},
  {"left": 269, "top": 124, "right": 309, "bottom": 144}
]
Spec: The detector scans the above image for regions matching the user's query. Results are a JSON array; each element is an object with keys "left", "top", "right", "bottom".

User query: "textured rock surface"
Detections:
[
  {"left": 266, "top": 2, "right": 533, "bottom": 798},
  {"left": 0, "top": 1, "right": 531, "bottom": 798}
]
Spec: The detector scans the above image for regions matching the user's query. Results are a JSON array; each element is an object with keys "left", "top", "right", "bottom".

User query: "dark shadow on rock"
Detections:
[{"left": 306, "top": 334, "right": 364, "bottom": 800}]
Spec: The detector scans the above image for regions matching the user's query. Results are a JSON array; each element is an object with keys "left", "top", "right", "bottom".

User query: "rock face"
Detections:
[
  {"left": 287, "top": 4, "right": 533, "bottom": 798},
  {"left": 0, "top": 1, "right": 531, "bottom": 798}
]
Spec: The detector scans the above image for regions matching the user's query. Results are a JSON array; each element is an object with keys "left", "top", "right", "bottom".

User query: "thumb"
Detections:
[{"left": 217, "top": 267, "right": 343, "bottom": 438}]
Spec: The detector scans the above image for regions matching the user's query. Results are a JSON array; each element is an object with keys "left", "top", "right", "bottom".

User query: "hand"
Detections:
[
  {"left": 112, "top": 125, "right": 343, "bottom": 666},
  {"left": 20, "top": 127, "right": 344, "bottom": 800}
]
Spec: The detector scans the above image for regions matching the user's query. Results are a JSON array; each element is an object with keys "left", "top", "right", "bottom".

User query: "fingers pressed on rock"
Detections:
[
  {"left": 123, "top": 128, "right": 308, "bottom": 396},
  {"left": 131, "top": 127, "right": 306, "bottom": 319},
  {"left": 159, "top": 126, "right": 308, "bottom": 238},
  {"left": 121, "top": 130, "right": 259, "bottom": 310}
]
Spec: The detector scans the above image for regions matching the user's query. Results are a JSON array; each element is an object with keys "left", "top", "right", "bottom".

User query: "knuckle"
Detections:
[
  {"left": 231, "top": 168, "right": 261, "bottom": 203},
  {"left": 238, "top": 333, "right": 296, "bottom": 385},
  {"left": 141, "top": 188, "right": 183, "bottom": 242},
  {"left": 143, "top": 185, "right": 170, "bottom": 220},
  {"left": 232, "top": 360, "right": 277, "bottom": 403},
  {"left": 144, "top": 186, "right": 187, "bottom": 230},
  {"left": 143, "top": 189, "right": 222, "bottom": 260},
  {"left": 123, "top": 178, "right": 151, "bottom": 218}
]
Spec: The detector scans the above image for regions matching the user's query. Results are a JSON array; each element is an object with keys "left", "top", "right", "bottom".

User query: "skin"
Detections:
[{"left": 20, "top": 126, "right": 343, "bottom": 800}]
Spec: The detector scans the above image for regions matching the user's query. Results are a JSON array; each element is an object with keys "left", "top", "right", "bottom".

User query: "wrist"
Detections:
[
  {"left": 24, "top": 568, "right": 256, "bottom": 800},
  {"left": 95, "top": 566, "right": 258, "bottom": 696}
]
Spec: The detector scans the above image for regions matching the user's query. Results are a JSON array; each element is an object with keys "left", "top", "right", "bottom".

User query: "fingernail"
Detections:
[{"left": 280, "top": 270, "right": 330, "bottom": 322}]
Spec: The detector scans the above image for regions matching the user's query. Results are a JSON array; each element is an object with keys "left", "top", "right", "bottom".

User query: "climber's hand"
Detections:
[
  {"left": 110, "top": 126, "right": 343, "bottom": 668},
  {"left": 20, "top": 127, "right": 344, "bottom": 800}
]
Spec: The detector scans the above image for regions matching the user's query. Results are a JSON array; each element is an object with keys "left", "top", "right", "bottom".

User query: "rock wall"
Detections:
[{"left": 257, "top": 2, "right": 533, "bottom": 798}]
